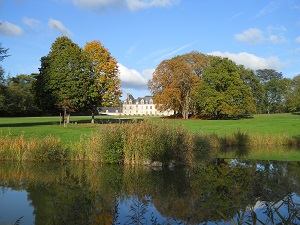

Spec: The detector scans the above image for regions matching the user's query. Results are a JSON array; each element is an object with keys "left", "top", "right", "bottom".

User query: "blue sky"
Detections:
[{"left": 1, "top": 0, "right": 300, "bottom": 99}]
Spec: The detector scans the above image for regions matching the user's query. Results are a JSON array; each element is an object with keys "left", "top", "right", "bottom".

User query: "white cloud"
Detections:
[
  {"left": 0, "top": 21, "right": 23, "bottom": 36},
  {"left": 296, "top": 36, "right": 300, "bottom": 43},
  {"left": 22, "top": 17, "right": 40, "bottom": 27},
  {"left": 229, "top": 11, "right": 245, "bottom": 21},
  {"left": 267, "top": 25, "right": 287, "bottom": 44},
  {"left": 208, "top": 51, "right": 285, "bottom": 71},
  {"left": 71, "top": 0, "right": 179, "bottom": 12},
  {"left": 155, "top": 41, "right": 198, "bottom": 62},
  {"left": 235, "top": 28, "right": 265, "bottom": 45},
  {"left": 127, "top": 0, "right": 179, "bottom": 11},
  {"left": 255, "top": 0, "right": 283, "bottom": 18},
  {"left": 118, "top": 63, "right": 150, "bottom": 89},
  {"left": 48, "top": 19, "right": 73, "bottom": 37}
]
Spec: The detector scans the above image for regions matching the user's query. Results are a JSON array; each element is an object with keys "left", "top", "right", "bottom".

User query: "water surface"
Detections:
[{"left": 1, "top": 159, "right": 300, "bottom": 224}]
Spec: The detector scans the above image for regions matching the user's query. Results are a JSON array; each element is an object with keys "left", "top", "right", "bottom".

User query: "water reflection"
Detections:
[{"left": 1, "top": 160, "right": 300, "bottom": 224}]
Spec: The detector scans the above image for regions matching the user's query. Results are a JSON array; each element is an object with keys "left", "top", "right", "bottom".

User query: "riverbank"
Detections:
[{"left": 0, "top": 114, "right": 300, "bottom": 162}]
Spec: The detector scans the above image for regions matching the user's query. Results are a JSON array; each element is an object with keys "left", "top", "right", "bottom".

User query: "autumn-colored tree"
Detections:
[
  {"left": 83, "top": 40, "right": 122, "bottom": 122},
  {"left": 148, "top": 51, "right": 210, "bottom": 119},
  {"left": 194, "top": 56, "right": 256, "bottom": 119}
]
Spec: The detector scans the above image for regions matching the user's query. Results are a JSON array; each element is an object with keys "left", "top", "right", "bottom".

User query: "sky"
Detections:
[{"left": 1, "top": 0, "right": 300, "bottom": 99}]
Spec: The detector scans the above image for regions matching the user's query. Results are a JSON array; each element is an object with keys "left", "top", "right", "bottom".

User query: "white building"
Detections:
[{"left": 122, "top": 93, "right": 174, "bottom": 116}]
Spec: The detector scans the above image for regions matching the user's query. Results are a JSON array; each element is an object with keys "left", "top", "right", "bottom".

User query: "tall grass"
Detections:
[
  {"left": 73, "top": 119, "right": 208, "bottom": 165},
  {"left": 0, "top": 131, "right": 67, "bottom": 161},
  {"left": 0, "top": 119, "right": 299, "bottom": 163}
]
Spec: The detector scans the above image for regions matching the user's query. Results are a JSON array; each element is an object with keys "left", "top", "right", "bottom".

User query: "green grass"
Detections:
[
  {"left": 172, "top": 113, "right": 300, "bottom": 138},
  {"left": 0, "top": 116, "right": 112, "bottom": 145},
  {"left": 0, "top": 113, "right": 300, "bottom": 161},
  {"left": 0, "top": 113, "right": 299, "bottom": 143}
]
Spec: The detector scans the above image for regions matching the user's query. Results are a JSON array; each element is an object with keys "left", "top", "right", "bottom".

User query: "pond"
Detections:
[{"left": 1, "top": 159, "right": 300, "bottom": 225}]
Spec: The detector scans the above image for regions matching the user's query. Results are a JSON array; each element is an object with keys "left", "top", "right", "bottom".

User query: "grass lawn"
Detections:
[
  {"left": 0, "top": 113, "right": 299, "bottom": 145},
  {"left": 174, "top": 113, "right": 300, "bottom": 138}
]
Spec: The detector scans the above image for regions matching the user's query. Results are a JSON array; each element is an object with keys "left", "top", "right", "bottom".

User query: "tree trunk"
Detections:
[{"left": 91, "top": 111, "right": 95, "bottom": 123}]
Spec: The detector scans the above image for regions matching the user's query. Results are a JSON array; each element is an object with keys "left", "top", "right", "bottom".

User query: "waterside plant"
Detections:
[{"left": 0, "top": 119, "right": 299, "bottom": 163}]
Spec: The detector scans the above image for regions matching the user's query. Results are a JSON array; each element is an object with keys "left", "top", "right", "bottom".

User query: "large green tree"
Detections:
[
  {"left": 35, "top": 37, "right": 122, "bottom": 122},
  {"left": 238, "top": 66, "right": 264, "bottom": 113},
  {"left": 256, "top": 69, "right": 289, "bottom": 113},
  {"left": 148, "top": 51, "right": 210, "bottom": 119},
  {"left": 35, "top": 36, "right": 93, "bottom": 119},
  {"left": 194, "top": 56, "right": 256, "bottom": 119}
]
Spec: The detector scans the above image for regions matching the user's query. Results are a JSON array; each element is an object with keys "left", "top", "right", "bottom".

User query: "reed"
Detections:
[
  {"left": 0, "top": 131, "right": 67, "bottom": 161},
  {"left": 0, "top": 120, "right": 299, "bottom": 162}
]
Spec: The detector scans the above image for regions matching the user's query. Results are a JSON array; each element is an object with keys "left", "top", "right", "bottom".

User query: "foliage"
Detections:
[
  {"left": 256, "top": 69, "right": 290, "bottom": 113},
  {"left": 35, "top": 36, "right": 92, "bottom": 115},
  {"left": 286, "top": 74, "right": 300, "bottom": 112},
  {"left": 0, "top": 43, "right": 9, "bottom": 82},
  {"left": 194, "top": 56, "right": 256, "bottom": 119},
  {"left": 83, "top": 40, "right": 122, "bottom": 109},
  {"left": 0, "top": 74, "right": 41, "bottom": 116},
  {"left": 239, "top": 66, "right": 265, "bottom": 114},
  {"left": 148, "top": 51, "right": 210, "bottom": 119}
]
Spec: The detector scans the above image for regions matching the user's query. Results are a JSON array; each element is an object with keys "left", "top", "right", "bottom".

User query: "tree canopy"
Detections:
[
  {"left": 148, "top": 51, "right": 209, "bottom": 119},
  {"left": 34, "top": 36, "right": 122, "bottom": 118},
  {"left": 83, "top": 40, "right": 122, "bottom": 108},
  {"left": 194, "top": 56, "right": 256, "bottom": 119}
]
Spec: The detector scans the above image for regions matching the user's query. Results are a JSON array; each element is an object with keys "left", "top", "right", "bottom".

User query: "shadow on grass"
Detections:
[
  {"left": 291, "top": 112, "right": 300, "bottom": 116},
  {"left": 0, "top": 121, "right": 60, "bottom": 127},
  {"left": 0, "top": 118, "right": 143, "bottom": 128}
]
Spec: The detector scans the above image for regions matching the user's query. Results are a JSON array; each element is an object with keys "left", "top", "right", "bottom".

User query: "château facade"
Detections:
[{"left": 122, "top": 93, "right": 174, "bottom": 116}]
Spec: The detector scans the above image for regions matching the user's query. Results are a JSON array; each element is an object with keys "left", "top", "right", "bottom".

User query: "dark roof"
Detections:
[{"left": 125, "top": 94, "right": 153, "bottom": 104}]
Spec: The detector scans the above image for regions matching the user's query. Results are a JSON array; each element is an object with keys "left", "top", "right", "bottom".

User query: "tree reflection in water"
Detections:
[{"left": 1, "top": 160, "right": 300, "bottom": 224}]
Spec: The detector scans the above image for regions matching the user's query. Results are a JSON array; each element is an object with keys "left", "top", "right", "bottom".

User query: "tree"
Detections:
[
  {"left": 148, "top": 51, "right": 210, "bottom": 119},
  {"left": 0, "top": 74, "right": 40, "bottom": 116},
  {"left": 238, "top": 66, "right": 264, "bottom": 113},
  {"left": 83, "top": 40, "right": 122, "bottom": 122},
  {"left": 286, "top": 74, "right": 300, "bottom": 112},
  {"left": 194, "top": 56, "right": 256, "bottom": 119},
  {"left": 35, "top": 36, "right": 92, "bottom": 121},
  {"left": 255, "top": 69, "right": 288, "bottom": 113}
]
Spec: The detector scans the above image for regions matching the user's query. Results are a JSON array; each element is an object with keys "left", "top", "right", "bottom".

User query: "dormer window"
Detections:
[{"left": 150, "top": 99, "right": 153, "bottom": 104}]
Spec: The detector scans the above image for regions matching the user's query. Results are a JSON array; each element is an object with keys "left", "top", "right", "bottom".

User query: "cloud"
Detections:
[
  {"left": 255, "top": 0, "right": 283, "bottom": 18},
  {"left": 267, "top": 25, "right": 287, "bottom": 44},
  {"left": 127, "top": 0, "right": 180, "bottom": 11},
  {"left": 229, "top": 11, "right": 245, "bottom": 21},
  {"left": 235, "top": 28, "right": 265, "bottom": 45},
  {"left": 208, "top": 51, "right": 285, "bottom": 71},
  {"left": 118, "top": 63, "right": 150, "bottom": 89},
  {"left": 48, "top": 19, "right": 73, "bottom": 37},
  {"left": 22, "top": 17, "right": 40, "bottom": 28},
  {"left": 71, "top": 0, "right": 179, "bottom": 12},
  {"left": 0, "top": 21, "right": 23, "bottom": 36},
  {"left": 296, "top": 36, "right": 300, "bottom": 43},
  {"left": 155, "top": 41, "right": 198, "bottom": 62},
  {"left": 235, "top": 27, "right": 288, "bottom": 45}
]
